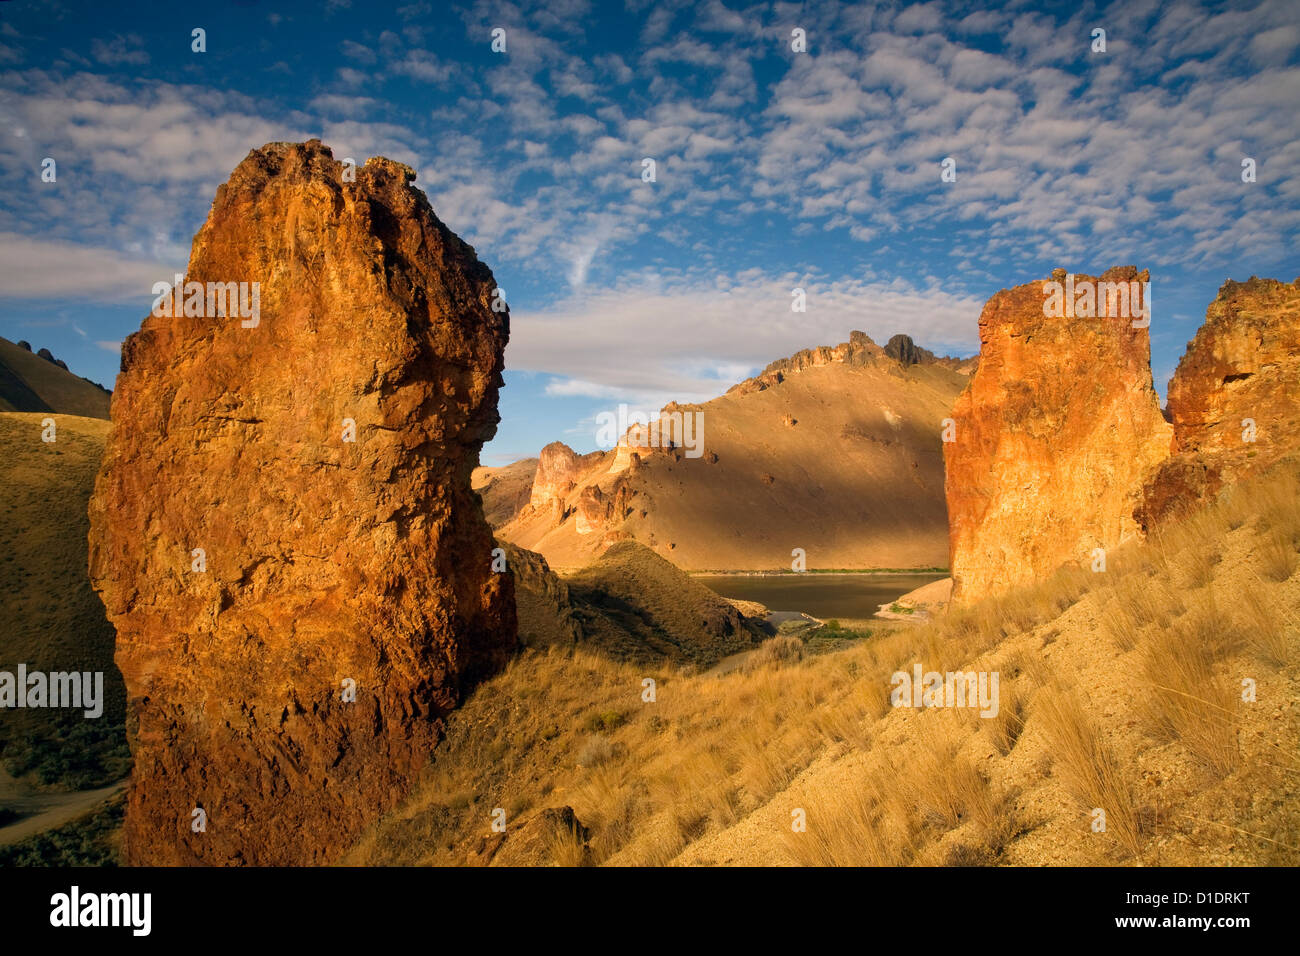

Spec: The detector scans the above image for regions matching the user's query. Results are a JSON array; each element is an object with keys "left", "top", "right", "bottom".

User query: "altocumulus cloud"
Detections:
[{"left": 508, "top": 273, "right": 985, "bottom": 407}]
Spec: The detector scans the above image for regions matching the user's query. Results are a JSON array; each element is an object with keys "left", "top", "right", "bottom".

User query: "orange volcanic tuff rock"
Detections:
[
  {"left": 87, "top": 140, "right": 516, "bottom": 866},
  {"left": 944, "top": 267, "right": 1173, "bottom": 604},
  {"left": 1137, "top": 277, "right": 1300, "bottom": 529}
]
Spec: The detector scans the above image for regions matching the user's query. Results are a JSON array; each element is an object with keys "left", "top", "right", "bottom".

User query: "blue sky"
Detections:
[{"left": 1, "top": 0, "right": 1297, "bottom": 464}]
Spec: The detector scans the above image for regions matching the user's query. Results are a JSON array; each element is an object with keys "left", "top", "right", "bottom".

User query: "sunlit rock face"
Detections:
[
  {"left": 1138, "top": 277, "right": 1300, "bottom": 530},
  {"left": 88, "top": 140, "right": 516, "bottom": 865},
  {"left": 945, "top": 267, "right": 1172, "bottom": 604}
]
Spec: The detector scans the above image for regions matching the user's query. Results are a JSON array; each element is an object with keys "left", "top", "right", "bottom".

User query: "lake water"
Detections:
[{"left": 693, "top": 573, "right": 947, "bottom": 620}]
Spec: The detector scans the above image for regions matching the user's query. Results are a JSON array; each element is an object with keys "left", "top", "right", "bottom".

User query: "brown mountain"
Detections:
[
  {"left": 0, "top": 337, "right": 111, "bottom": 419},
  {"left": 87, "top": 140, "right": 515, "bottom": 866},
  {"left": 498, "top": 332, "right": 972, "bottom": 571}
]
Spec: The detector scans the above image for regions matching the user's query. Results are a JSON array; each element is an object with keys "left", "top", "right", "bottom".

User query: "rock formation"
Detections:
[
  {"left": 501, "top": 542, "right": 582, "bottom": 649},
  {"left": 884, "top": 333, "right": 934, "bottom": 367},
  {"left": 87, "top": 140, "right": 515, "bottom": 865},
  {"left": 529, "top": 441, "right": 606, "bottom": 518},
  {"left": 945, "top": 267, "right": 1172, "bottom": 603},
  {"left": 1138, "top": 277, "right": 1300, "bottom": 529}
]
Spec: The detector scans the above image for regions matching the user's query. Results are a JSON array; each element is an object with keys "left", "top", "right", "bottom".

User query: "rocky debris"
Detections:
[
  {"left": 492, "top": 806, "right": 592, "bottom": 867},
  {"left": 464, "top": 806, "right": 592, "bottom": 867},
  {"left": 945, "top": 267, "right": 1172, "bottom": 603},
  {"left": 87, "top": 139, "right": 516, "bottom": 865},
  {"left": 1137, "top": 277, "right": 1300, "bottom": 529}
]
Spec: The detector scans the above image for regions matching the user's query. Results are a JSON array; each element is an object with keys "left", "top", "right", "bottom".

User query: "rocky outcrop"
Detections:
[
  {"left": 87, "top": 140, "right": 516, "bottom": 865},
  {"left": 884, "top": 333, "right": 935, "bottom": 367},
  {"left": 530, "top": 441, "right": 605, "bottom": 513},
  {"left": 466, "top": 805, "right": 593, "bottom": 867},
  {"left": 728, "top": 331, "right": 881, "bottom": 396},
  {"left": 945, "top": 267, "right": 1173, "bottom": 603},
  {"left": 1137, "top": 277, "right": 1300, "bottom": 529},
  {"left": 502, "top": 542, "right": 582, "bottom": 649}
]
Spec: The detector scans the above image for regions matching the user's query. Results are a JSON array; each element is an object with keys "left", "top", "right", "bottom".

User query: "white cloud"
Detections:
[
  {"left": 508, "top": 273, "right": 983, "bottom": 404},
  {"left": 0, "top": 233, "right": 175, "bottom": 303},
  {"left": 90, "top": 34, "right": 149, "bottom": 66}
]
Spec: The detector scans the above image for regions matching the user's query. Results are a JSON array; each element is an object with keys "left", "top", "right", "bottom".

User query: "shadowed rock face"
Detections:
[
  {"left": 945, "top": 267, "right": 1173, "bottom": 604},
  {"left": 88, "top": 140, "right": 516, "bottom": 865},
  {"left": 1138, "top": 277, "right": 1300, "bottom": 529},
  {"left": 884, "top": 334, "right": 934, "bottom": 367}
]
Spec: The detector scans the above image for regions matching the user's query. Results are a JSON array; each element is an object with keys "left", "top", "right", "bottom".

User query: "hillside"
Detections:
[
  {"left": 0, "top": 337, "right": 111, "bottom": 419},
  {"left": 499, "top": 332, "right": 971, "bottom": 571},
  {"left": 348, "top": 455, "right": 1300, "bottom": 867},
  {"left": 473, "top": 458, "right": 539, "bottom": 526},
  {"left": 0, "top": 413, "right": 128, "bottom": 790},
  {"left": 507, "top": 539, "right": 767, "bottom": 665}
]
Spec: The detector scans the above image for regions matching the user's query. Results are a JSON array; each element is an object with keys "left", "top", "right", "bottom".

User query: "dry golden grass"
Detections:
[
  {"left": 1033, "top": 683, "right": 1145, "bottom": 858},
  {"left": 346, "top": 457, "right": 1300, "bottom": 867},
  {"left": 1235, "top": 578, "right": 1294, "bottom": 667},
  {"left": 1139, "top": 619, "right": 1240, "bottom": 777},
  {"left": 1258, "top": 529, "right": 1299, "bottom": 582}
]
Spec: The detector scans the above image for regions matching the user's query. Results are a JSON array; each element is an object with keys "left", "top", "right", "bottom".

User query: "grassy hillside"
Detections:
[
  {"left": 0, "top": 413, "right": 128, "bottom": 789},
  {"left": 0, "top": 338, "right": 111, "bottom": 419},
  {"left": 349, "top": 457, "right": 1299, "bottom": 866}
]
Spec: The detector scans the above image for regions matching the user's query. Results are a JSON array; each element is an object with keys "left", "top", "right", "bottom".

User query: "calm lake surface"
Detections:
[{"left": 693, "top": 573, "right": 947, "bottom": 620}]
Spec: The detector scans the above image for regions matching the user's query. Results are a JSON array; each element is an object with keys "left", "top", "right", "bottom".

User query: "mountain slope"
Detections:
[
  {"left": 500, "top": 332, "right": 971, "bottom": 571},
  {"left": 473, "top": 458, "right": 539, "bottom": 526},
  {"left": 0, "top": 338, "right": 111, "bottom": 419},
  {"left": 351, "top": 454, "right": 1300, "bottom": 868},
  {"left": 0, "top": 413, "right": 128, "bottom": 790}
]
